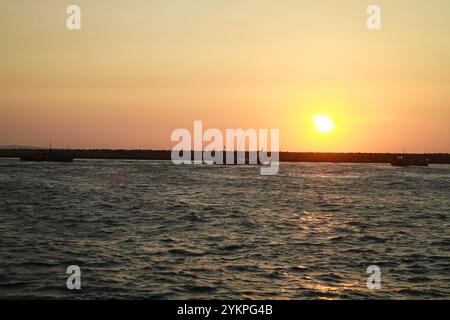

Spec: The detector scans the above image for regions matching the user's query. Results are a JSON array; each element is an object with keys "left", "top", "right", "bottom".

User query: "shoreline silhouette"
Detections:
[{"left": 0, "top": 149, "right": 449, "bottom": 164}]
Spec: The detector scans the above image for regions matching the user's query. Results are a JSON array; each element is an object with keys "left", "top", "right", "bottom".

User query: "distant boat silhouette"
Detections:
[
  {"left": 390, "top": 155, "right": 429, "bottom": 167},
  {"left": 20, "top": 141, "right": 74, "bottom": 162},
  {"left": 20, "top": 150, "right": 74, "bottom": 162}
]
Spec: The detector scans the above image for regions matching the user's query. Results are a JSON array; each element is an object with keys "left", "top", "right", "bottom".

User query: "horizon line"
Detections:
[{"left": 1, "top": 146, "right": 449, "bottom": 155}]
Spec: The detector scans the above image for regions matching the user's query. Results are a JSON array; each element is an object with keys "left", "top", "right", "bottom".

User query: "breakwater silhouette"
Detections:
[{"left": 1, "top": 149, "right": 449, "bottom": 164}]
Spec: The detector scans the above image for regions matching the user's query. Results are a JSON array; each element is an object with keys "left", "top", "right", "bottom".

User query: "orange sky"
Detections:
[{"left": 1, "top": 0, "right": 449, "bottom": 152}]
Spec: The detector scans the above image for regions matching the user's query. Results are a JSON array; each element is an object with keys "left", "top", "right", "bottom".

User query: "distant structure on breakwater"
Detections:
[{"left": 0, "top": 149, "right": 449, "bottom": 164}]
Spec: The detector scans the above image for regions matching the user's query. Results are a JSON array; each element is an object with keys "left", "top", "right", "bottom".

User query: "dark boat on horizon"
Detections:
[
  {"left": 390, "top": 155, "right": 429, "bottom": 167},
  {"left": 20, "top": 150, "right": 74, "bottom": 162}
]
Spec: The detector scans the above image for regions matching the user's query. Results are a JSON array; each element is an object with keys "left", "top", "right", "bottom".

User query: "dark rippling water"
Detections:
[{"left": 0, "top": 159, "right": 449, "bottom": 299}]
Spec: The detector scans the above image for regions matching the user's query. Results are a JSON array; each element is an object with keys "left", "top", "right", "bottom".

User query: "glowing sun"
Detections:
[{"left": 313, "top": 115, "right": 334, "bottom": 133}]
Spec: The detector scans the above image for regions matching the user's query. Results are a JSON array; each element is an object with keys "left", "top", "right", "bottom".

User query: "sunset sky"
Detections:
[{"left": 1, "top": 0, "right": 449, "bottom": 152}]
